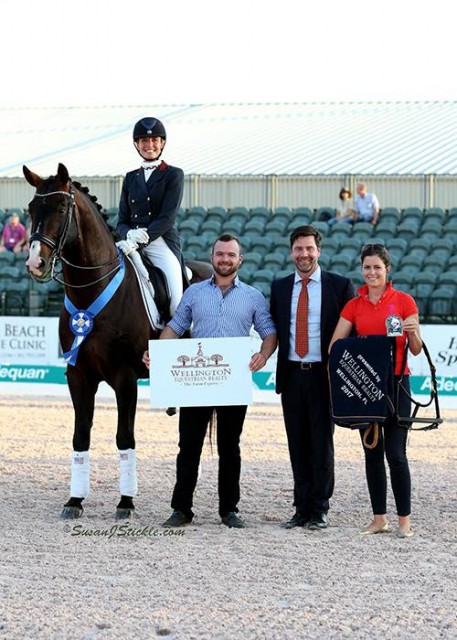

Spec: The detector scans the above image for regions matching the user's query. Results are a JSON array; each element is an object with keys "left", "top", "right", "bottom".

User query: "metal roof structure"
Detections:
[{"left": 2, "top": 101, "right": 457, "bottom": 178}]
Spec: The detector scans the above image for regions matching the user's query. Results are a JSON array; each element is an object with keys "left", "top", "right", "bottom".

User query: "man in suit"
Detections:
[
  {"left": 270, "top": 225, "right": 354, "bottom": 530},
  {"left": 117, "top": 117, "right": 187, "bottom": 316}
]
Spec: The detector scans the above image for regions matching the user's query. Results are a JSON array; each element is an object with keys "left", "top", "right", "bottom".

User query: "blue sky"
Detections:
[{"left": 2, "top": 0, "right": 456, "bottom": 107}]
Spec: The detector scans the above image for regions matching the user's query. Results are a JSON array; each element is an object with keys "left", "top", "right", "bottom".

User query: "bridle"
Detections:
[{"left": 30, "top": 183, "right": 122, "bottom": 288}]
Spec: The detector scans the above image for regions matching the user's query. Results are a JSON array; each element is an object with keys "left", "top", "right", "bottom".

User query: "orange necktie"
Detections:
[{"left": 295, "top": 277, "right": 310, "bottom": 358}]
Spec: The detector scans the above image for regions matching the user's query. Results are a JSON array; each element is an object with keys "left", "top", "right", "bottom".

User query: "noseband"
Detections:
[{"left": 30, "top": 183, "right": 121, "bottom": 288}]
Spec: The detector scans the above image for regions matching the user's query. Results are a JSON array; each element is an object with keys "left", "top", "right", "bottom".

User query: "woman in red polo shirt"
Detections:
[{"left": 330, "top": 243, "right": 423, "bottom": 539}]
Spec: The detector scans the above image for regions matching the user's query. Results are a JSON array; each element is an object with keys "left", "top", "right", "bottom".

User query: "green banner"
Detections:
[
  {"left": 410, "top": 375, "right": 457, "bottom": 396},
  {"left": 0, "top": 364, "right": 66, "bottom": 384},
  {"left": 1, "top": 366, "right": 456, "bottom": 398}
]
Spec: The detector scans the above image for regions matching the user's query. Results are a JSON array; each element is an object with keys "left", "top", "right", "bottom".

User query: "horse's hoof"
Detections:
[
  {"left": 116, "top": 508, "right": 135, "bottom": 521},
  {"left": 166, "top": 407, "right": 177, "bottom": 416},
  {"left": 60, "top": 505, "right": 84, "bottom": 520}
]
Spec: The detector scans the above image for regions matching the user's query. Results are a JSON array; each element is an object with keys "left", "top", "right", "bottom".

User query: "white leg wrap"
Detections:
[
  {"left": 70, "top": 451, "right": 90, "bottom": 498},
  {"left": 119, "top": 449, "right": 138, "bottom": 496}
]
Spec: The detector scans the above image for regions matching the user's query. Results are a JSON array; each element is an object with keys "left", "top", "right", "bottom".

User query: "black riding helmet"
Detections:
[{"left": 133, "top": 117, "right": 166, "bottom": 141}]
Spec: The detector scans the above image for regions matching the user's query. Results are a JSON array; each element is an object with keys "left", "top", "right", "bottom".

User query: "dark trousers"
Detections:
[
  {"left": 171, "top": 404, "right": 247, "bottom": 518},
  {"left": 281, "top": 365, "right": 334, "bottom": 516},
  {"left": 360, "top": 377, "right": 412, "bottom": 517}
]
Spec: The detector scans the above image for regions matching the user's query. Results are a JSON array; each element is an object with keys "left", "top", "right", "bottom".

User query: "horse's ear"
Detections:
[
  {"left": 57, "top": 163, "right": 70, "bottom": 184},
  {"left": 23, "top": 165, "right": 42, "bottom": 188}
]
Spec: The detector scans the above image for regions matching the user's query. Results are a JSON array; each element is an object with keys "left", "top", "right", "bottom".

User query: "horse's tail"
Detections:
[{"left": 208, "top": 409, "right": 217, "bottom": 453}]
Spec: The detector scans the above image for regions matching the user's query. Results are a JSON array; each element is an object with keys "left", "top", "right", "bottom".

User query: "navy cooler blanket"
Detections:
[{"left": 328, "top": 335, "right": 395, "bottom": 429}]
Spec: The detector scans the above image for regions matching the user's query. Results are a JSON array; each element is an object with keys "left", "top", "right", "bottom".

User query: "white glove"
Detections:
[
  {"left": 127, "top": 228, "right": 149, "bottom": 245},
  {"left": 116, "top": 239, "right": 138, "bottom": 255}
]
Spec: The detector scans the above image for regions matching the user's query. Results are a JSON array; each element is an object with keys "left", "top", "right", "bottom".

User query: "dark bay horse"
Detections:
[{"left": 23, "top": 163, "right": 212, "bottom": 520}]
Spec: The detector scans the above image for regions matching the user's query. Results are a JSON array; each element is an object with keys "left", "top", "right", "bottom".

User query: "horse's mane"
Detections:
[
  {"left": 72, "top": 181, "right": 117, "bottom": 237},
  {"left": 36, "top": 176, "right": 115, "bottom": 241}
]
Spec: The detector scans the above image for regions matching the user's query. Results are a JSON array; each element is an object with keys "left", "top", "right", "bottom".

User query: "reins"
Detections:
[{"left": 396, "top": 340, "right": 442, "bottom": 431}]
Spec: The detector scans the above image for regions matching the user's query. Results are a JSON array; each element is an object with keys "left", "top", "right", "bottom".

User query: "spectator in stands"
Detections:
[
  {"left": 354, "top": 182, "right": 380, "bottom": 225},
  {"left": 328, "top": 188, "right": 356, "bottom": 226},
  {"left": 270, "top": 225, "right": 354, "bottom": 531},
  {"left": 329, "top": 243, "right": 423, "bottom": 538},
  {"left": 143, "top": 233, "right": 277, "bottom": 529},
  {"left": 0, "top": 213, "right": 28, "bottom": 253},
  {"left": 117, "top": 116, "right": 187, "bottom": 315}
]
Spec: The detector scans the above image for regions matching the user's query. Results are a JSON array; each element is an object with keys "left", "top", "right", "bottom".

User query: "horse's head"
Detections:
[{"left": 23, "top": 163, "right": 75, "bottom": 281}]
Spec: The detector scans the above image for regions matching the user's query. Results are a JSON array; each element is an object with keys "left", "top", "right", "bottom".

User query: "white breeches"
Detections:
[{"left": 142, "top": 237, "right": 183, "bottom": 315}]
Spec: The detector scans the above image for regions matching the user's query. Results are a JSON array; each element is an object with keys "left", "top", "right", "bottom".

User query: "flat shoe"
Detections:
[
  {"left": 221, "top": 512, "right": 246, "bottom": 528},
  {"left": 397, "top": 528, "right": 414, "bottom": 538},
  {"left": 359, "top": 522, "right": 390, "bottom": 535}
]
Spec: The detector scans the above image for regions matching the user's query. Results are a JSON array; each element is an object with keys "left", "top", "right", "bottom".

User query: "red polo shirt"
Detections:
[{"left": 341, "top": 281, "right": 418, "bottom": 374}]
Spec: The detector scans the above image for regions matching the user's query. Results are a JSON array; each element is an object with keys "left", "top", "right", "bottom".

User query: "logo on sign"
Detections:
[{"left": 170, "top": 342, "right": 231, "bottom": 386}]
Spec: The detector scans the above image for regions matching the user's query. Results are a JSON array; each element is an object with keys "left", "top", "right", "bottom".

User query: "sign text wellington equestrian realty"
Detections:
[{"left": 335, "top": 349, "right": 384, "bottom": 406}]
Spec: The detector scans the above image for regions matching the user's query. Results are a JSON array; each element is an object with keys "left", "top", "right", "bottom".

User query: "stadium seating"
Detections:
[
  {"left": 380, "top": 207, "right": 401, "bottom": 223},
  {"left": 329, "top": 223, "right": 351, "bottom": 239},
  {"left": 200, "top": 219, "right": 222, "bottom": 236},
  {"left": 221, "top": 219, "right": 245, "bottom": 236},
  {"left": 267, "top": 237, "right": 290, "bottom": 255},
  {"left": 264, "top": 218, "right": 289, "bottom": 235},
  {"left": 0, "top": 251, "right": 16, "bottom": 265},
  {"left": 399, "top": 254, "right": 424, "bottom": 275},
  {"left": 3, "top": 201, "right": 456, "bottom": 319},
  {"left": 205, "top": 207, "right": 226, "bottom": 223},
  {"left": 273, "top": 207, "right": 293, "bottom": 221},
  {"left": 249, "top": 237, "right": 274, "bottom": 254},
  {"left": 373, "top": 219, "right": 397, "bottom": 240},
  {"left": 179, "top": 219, "right": 201, "bottom": 235},
  {"left": 292, "top": 206, "right": 314, "bottom": 220},
  {"left": 346, "top": 270, "right": 364, "bottom": 288},
  {"left": 229, "top": 206, "right": 249, "bottom": 218},
  {"left": 315, "top": 206, "right": 335, "bottom": 221},
  {"left": 321, "top": 236, "right": 340, "bottom": 253},
  {"left": 0, "top": 280, "right": 30, "bottom": 316},
  {"left": 330, "top": 254, "right": 356, "bottom": 274},
  {"left": 428, "top": 287, "right": 456, "bottom": 319},
  {"left": 351, "top": 222, "right": 374, "bottom": 242},
  {"left": 244, "top": 217, "right": 268, "bottom": 234},
  {"left": 388, "top": 237, "right": 409, "bottom": 258},
  {"left": 396, "top": 218, "right": 421, "bottom": 242},
  {"left": 402, "top": 207, "right": 423, "bottom": 223},
  {"left": 447, "top": 255, "right": 457, "bottom": 272},
  {"left": 264, "top": 252, "right": 287, "bottom": 269}
]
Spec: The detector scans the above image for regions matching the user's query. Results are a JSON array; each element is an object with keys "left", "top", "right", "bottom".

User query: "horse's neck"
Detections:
[
  {"left": 68, "top": 196, "right": 117, "bottom": 265},
  {"left": 61, "top": 196, "right": 119, "bottom": 305}
]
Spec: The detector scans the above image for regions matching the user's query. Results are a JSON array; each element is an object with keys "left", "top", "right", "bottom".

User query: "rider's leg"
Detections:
[{"left": 142, "top": 238, "right": 183, "bottom": 315}]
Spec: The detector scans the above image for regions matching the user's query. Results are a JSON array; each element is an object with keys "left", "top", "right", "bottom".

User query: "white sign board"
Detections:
[
  {"left": 0, "top": 317, "right": 60, "bottom": 364},
  {"left": 148, "top": 337, "right": 253, "bottom": 407}
]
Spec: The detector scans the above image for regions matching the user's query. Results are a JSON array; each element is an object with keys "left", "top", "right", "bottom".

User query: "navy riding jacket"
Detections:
[{"left": 117, "top": 161, "right": 184, "bottom": 262}]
